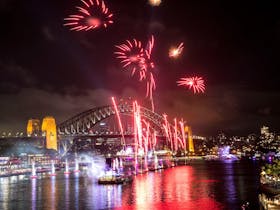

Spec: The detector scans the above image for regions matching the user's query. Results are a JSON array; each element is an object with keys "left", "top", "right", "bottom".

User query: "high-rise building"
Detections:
[
  {"left": 41, "top": 116, "right": 57, "bottom": 151},
  {"left": 26, "top": 119, "right": 41, "bottom": 137}
]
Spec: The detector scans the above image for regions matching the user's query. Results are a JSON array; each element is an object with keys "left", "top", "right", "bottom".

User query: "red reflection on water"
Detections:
[
  {"left": 195, "top": 179, "right": 219, "bottom": 183},
  {"left": 164, "top": 166, "right": 193, "bottom": 202},
  {"left": 116, "top": 199, "right": 223, "bottom": 210},
  {"left": 120, "top": 166, "right": 223, "bottom": 210}
]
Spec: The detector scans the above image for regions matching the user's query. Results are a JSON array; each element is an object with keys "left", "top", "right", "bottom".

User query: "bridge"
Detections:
[
  {"left": 57, "top": 100, "right": 192, "bottom": 156},
  {"left": 0, "top": 101, "right": 196, "bottom": 157},
  {"left": 57, "top": 102, "right": 165, "bottom": 136}
]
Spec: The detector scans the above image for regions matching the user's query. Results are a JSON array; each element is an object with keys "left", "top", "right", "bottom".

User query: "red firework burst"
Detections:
[
  {"left": 177, "top": 76, "right": 205, "bottom": 94},
  {"left": 114, "top": 39, "right": 146, "bottom": 80},
  {"left": 169, "top": 42, "right": 184, "bottom": 58},
  {"left": 64, "top": 0, "right": 113, "bottom": 31},
  {"left": 115, "top": 36, "right": 156, "bottom": 111},
  {"left": 139, "top": 35, "right": 155, "bottom": 71},
  {"left": 142, "top": 36, "right": 156, "bottom": 111}
]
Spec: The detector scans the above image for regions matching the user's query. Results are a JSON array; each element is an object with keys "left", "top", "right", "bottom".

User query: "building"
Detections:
[{"left": 261, "top": 126, "right": 270, "bottom": 137}]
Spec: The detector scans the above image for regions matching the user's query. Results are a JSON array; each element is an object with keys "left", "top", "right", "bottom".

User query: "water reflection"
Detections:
[
  {"left": 86, "top": 178, "right": 123, "bottom": 209},
  {"left": 119, "top": 166, "right": 223, "bottom": 210},
  {"left": 223, "top": 162, "right": 236, "bottom": 203},
  {"left": 65, "top": 175, "right": 69, "bottom": 210},
  {"left": 164, "top": 166, "right": 193, "bottom": 202},
  {"left": 0, "top": 161, "right": 260, "bottom": 210},
  {"left": 135, "top": 173, "right": 155, "bottom": 209},
  {"left": 50, "top": 176, "right": 56, "bottom": 210},
  {"left": 75, "top": 176, "right": 79, "bottom": 209},
  {"left": 0, "top": 178, "right": 9, "bottom": 210},
  {"left": 31, "top": 179, "right": 36, "bottom": 210}
]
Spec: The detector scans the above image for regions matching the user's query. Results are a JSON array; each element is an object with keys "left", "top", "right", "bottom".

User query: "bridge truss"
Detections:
[{"left": 57, "top": 102, "right": 169, "bottom": 156}]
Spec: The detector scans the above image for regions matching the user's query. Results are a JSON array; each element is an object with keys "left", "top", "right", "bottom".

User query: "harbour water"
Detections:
[{"left": 0, "top": 159, "right": 261, "bottom": 210}]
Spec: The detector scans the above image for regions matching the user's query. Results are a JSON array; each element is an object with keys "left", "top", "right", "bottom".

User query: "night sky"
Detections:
[{"left": 1, "top": 0, "right": 280, "bottom": 136}]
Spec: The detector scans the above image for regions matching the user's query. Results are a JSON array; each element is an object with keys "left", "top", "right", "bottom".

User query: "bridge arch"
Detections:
[{"left": 57, "top": 102, "right": 166, "bottom": 136}]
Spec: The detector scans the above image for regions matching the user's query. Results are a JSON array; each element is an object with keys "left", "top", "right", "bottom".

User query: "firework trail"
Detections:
[
  {"left": 133, "top": 101, "right": 149, "bottom": 173},
  {"left": 111, "top": 97, "right": 126, "bottom": 147},
  {"left": 136, "top": 35, "right": 156, "bottom": 111},
  {"left": 148, "top": 0, "right": 162, "bottom": 6},
  {"left": 179, "top": 119, "right": 187, "bottom": 152},
  {"left": 64, "top": 0, "right": 113, "bottom": 31},
  {"left": 142, "top": 119, "right": 150, "bottom": 154},
  {"left": 163, "top": 114, "right": 173, "bottom": 151},
  {"left": 173, "top": 118, "right": 178, "bottom": 152},
  {"left": 169, "top": 42, "right": 184, "bottom": 58},
  {"left": 133, "top": 102, "right": 138, "bottom": 172},
  {"left": 177, "top": 76, "right": 205, "bottom": 94},
  {"left": 170, "top": 119, "right": 187, "bottom": 151},
  {"left": 133, "top": 101, "right": 143, "bottom": 151},
  {"left": 152, "top": 131, "right": 157, "bottom": 150},
  {"left": 115, "top": 36, "right": 156, "bottom": 111},
  {"left": 115, "top": 39, "right": 146, "bottom": 80}
]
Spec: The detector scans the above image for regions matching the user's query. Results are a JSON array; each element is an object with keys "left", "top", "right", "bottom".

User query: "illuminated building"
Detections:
[
  {"left": 261, "top": 126, "right": 269, "bottom": 136},
  {"left": 41, "top": 116, "right": 57, "bottom": 151},
  {"left": 27, "top": 119, "right": 41, "bottom": 137},
  {"left": 185, "top": 126, "right": 194, "bottom": 153}
]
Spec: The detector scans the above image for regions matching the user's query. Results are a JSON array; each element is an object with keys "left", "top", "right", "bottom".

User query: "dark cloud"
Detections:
[
  {"left": 41, "top": 26, "right": 55, "bottom": 42},
  {"left": 148, "top": 21, "right": 165, "bottom": 34},
  {"left": 0, "top": 88, "right": 114, "bottom": 132},
  {"left": 0, "top": 0, "right": 11, "bottom": 12},
  {"left": 0, "top": 61, "right": 37, "bottom": 93},
  {"left": 258, "top": 107, "right": 271, "bottom": 116},
  {"left": 157, "top": 85, "right": 280, "bottom": 136},
  {"left": 1, "top": 83, "right": 280, "bottom": 136}
]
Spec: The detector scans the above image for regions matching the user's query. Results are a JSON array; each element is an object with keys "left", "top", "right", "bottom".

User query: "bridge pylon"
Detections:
[{"left": 185, "top": 126, "right": 194, "bottom": 154}]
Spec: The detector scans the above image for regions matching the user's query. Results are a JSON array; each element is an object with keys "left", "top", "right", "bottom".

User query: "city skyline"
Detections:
[{"left": 1, "top": 0, "right": 280, "bottom": 136}]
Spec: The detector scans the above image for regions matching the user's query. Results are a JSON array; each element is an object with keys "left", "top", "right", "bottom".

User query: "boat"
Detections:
[
  {"left": 123, "top": 175, "right": 133, "bottom": 184},
  {"left": 203, "top": 155, "right": 219, "bottom": 161},
  {"left": 98, "top": 174, "right": 125, "bottom": 184},
  {"left": 97, "top": 169, "right": 134, "bottom": 185}
]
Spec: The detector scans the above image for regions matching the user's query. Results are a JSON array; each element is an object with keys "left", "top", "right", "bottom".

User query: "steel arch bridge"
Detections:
[
  {"left": 57, "top": 102, "right": 170, "bottom": 156},
  {"left": 57, "top": 102, "right": 166, "bottom": 136}
]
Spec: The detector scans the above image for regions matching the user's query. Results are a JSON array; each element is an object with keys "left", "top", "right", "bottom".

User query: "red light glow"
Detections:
[
  {"left": 169, "top": 42, "right": 184, "bottom": 58},
  {"left": 177, "top": 76, "right": 206, "bottom": 94},
  {"left": 64, "top": 0, "right": 113, "bottom": 31},
  {"left": 115, "top": 36, "right": 156, "bottom": 111}
]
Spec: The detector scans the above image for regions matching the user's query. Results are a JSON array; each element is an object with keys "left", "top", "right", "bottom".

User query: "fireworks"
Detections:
[
  {"left": 148, "top": 0, "right": 162, "bottom": 6},
  {"left": 140, "top": 35, "right": 155, "bottom": 71},
  {"left": 177, "top": 76, "right": 206, "bottom": 94},
  {"left": 169, "top": 42, "right": 184, "bottom": 58},
  {"left": 111, "top": 97, "right": 125, "bottom": 146},
  {"left": 115, "top": 36, "right": 156, "bottom": 111},
  {"left": 64, "top": 0, "right": 113, "bottom": 31},
  {"left": 142, "top": 35, "right": 156, "bottom": 111},
  {"left": 115, "top": 39, "right": 145, "bottom": 80}
]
